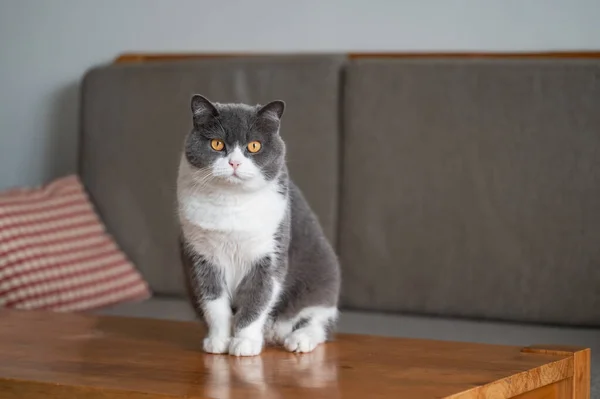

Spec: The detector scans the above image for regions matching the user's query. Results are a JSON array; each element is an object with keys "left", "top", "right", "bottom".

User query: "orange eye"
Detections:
[
  {"left": 210, "top": 139, "right": 225, "bottom": 151},
  {"left": 247, "top": 141, "right": 262, "bottom": 153}
]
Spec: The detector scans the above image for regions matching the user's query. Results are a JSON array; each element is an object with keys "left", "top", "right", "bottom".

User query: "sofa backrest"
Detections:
[
  {"left": 339, "top": 58, "right": 600, "bottom": 326},
  {"left": 82, "top": 53, "right": 600, "bottom": 326},
  {"left": 80, "top": 56, "right": 345, "bottom": 296}
]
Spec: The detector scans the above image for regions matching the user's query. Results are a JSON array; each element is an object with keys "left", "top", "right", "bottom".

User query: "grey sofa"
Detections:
[{"left": 81, "top": 55, "right": 599, "bottom": 392}]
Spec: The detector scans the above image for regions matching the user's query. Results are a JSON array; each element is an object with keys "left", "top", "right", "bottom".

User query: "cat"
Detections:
[{"left": 177, "top": 95, "right": 341, "bottom": 357}]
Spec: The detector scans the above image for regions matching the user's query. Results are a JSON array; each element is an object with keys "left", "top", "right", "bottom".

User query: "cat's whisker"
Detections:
[
  {"left": 190, "top": 174, "right": 215, "bottom": 191},
  {"left": 184, "top": 168, "right": 217, "bottom": 193}
]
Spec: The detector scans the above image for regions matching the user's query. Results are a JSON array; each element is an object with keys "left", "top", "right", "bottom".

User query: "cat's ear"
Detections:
[
  {"left": 191, "top": 95, "right": 219, "bottom": 118},
  {"left": 257, "top": 100, "right": 285, "bottom": 120}
]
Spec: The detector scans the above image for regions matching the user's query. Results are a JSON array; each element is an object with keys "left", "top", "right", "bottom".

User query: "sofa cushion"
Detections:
[
  {"left": 0, "top": 175, "right": 150, "bottom": 311},
  {"left": 98, "top": 295, "right": 197, "bottom": 321},
  {"left": 81, "top": 56, "right": 345, "bottom": 296},
  {"left": 340, "top": 58, "right": 600, "bottom": 325}
]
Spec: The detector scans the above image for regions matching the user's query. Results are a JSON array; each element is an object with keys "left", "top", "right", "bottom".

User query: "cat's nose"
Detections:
[{"left": 228, "top": 160, "right": 241, "bottom": 170}]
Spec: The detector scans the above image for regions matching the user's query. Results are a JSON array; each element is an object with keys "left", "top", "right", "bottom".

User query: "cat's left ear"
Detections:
[
  {"left": 258, "top": 100, "right": 285, "bottom": 120},
  {"left": 191, "top": 94, "right": 219, "bottom": 118}
]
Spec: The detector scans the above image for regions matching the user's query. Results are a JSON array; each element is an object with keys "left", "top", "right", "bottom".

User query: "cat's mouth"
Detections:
[
  {"left": 229, "top": 170, "right": 255, "bottom": 181},
  {"left": 225, "top": 173, "right": 246, "bottom": 183},
  {"left": 211, "top": 169, "right": 254, "bottom": 184}
]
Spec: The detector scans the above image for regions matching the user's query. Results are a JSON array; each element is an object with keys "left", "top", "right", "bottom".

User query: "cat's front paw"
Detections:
[
  {"left": 203, "top": 336, "right": 231, "bottom": 354},
  {"left": 284, "top": 331, "right": 321, "bottom": 353},
  {"left": 229, "top": 337, "right": 263, "bottom": 357}
]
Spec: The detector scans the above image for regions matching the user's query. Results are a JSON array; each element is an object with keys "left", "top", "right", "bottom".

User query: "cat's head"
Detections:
[{"left": 183, "top": 95, "right": 286, "bottom": 190}]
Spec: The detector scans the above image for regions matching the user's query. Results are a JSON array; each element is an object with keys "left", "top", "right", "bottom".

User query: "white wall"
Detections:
[{"left": 1, "top": 0, "right": 599, "bottom": 189}]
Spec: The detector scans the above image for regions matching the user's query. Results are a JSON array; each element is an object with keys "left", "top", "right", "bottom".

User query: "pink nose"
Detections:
[{"left": 228, "top": 160, "right": 241, "bottom": 170}]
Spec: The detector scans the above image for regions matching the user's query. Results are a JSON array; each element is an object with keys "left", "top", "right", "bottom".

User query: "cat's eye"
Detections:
[
  {"left": 247, "top": 141, "right": 262, "bottom": 153},
  {"left": 210, "top": 139, "right": 225, "bottom": 151}
]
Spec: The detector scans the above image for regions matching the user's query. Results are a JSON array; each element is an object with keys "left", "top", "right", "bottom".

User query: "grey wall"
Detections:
[{"left": 1, "top": 0, "right": 600, "bottom": 190}]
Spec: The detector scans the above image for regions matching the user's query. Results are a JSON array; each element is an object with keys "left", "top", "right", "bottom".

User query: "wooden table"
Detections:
[{"left": 0, "top": 310, "right": 590, "bottom": 398}]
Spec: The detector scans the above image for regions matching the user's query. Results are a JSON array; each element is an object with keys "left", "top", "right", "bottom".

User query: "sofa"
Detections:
[{"left": 81, "top": 55, "right": 600, "bottom": 392}]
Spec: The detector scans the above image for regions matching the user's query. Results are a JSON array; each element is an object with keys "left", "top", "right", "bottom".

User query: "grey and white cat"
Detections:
[{"left": 177, "top": 95, "right": 340, "bottom": 357}]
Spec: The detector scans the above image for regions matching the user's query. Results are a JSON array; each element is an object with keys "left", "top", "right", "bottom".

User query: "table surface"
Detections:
[{"left": 0, "top": 309, "right": 585, "bottom": 398}]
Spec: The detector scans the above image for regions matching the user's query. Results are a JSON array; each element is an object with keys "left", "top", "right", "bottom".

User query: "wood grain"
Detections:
[
  {"left": 572, "top": 350, "right": 591, "bottom": 399},
  {"left": 523, "top": 346, "right": 591, "bottom": 399},
  {"left": 0, "top": 310, "right": 587, "bottom": 398},
  {"left": 115, "top": 53, "right": 259, "bottom": 63},
  {"left": 348, "top": 52, "right": 600, "bottom": 59},
  {"left": 448, "top": 358, "right": 572, "bottom": 399},
  {"left": 114, "top": 51, "right": 600, "bottom": 64},
  {"left": 513, "top": 379, "right": 572, "bottom": 399}
]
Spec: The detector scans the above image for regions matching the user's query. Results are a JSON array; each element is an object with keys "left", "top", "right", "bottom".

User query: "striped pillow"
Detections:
[{"left": 0, "top": 175, "right": 150, "bottom": 311}]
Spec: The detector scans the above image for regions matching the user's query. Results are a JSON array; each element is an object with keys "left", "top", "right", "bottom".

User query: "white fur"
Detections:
[
  {"left": 202, "top": 294, "right": 232, "bottom": 354},
  {"left": 177, "top": 154, "right": 287, "bottom": 297},
  {"left": 210, "top": 147, "right": 268, "bottom": 191},
  {"left": 284, "top": 327, "right": 325, "bottom": 353},
  {"left": 267, "top": 306, "right": 338, "bottom": 353}
]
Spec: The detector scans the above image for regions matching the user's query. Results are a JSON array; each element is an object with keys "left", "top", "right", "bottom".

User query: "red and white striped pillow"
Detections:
[{"left": 0, "top": 175, "right": 150, "bottom": 311}]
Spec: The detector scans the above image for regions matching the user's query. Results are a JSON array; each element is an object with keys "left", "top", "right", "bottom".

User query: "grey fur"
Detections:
[
  {"left": 181, "top": 241, "right": 223, "bottom": 303},
  {"left": 292, "top": 317, "right": 310, "bottom": 332},
  {"left": 232, "top": 256, "right": 274, "bottom": 331},
  {"left": 180, "top": 95, "right": 341, "bottom": 350},
  {"left": 271, "top": 182, "right": 340, "bottom": 318}
]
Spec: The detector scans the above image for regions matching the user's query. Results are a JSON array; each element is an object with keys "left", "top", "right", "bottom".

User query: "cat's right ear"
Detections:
[{"left": 191, "top": 95, "right": 219, "bottom": 118}]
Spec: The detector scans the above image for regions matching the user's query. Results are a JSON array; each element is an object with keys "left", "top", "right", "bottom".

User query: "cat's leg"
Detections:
[
  {"left": 230, "top": 257, "right": 282, "bottom": 356},
  {"left": 280, "top": 307, "right": 338, "bottom": 353},
  {"left": 265, "top": 315, "right": 295, "bottom": 345},
  {"left": 202, "top": 292, "right": 233, "bottom": 354},
  {"left": 187, "top": 253, "right": 232, "bottom": 354},
  {"left": 267, "top": 306, "right": 337, "bottom": 347}
]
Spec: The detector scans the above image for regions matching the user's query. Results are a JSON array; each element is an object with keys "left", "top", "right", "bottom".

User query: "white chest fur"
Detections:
[{"left": 177, "top": 173, "right": 287, "bottom": 295}]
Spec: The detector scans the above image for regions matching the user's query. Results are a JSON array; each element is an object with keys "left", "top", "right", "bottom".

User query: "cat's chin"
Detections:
[
  {"left": 213, "top": 174, "right": 264, "bottom": 191},
  {"left": 224, "top": 175, "right": 248, "bottom": 184}
]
